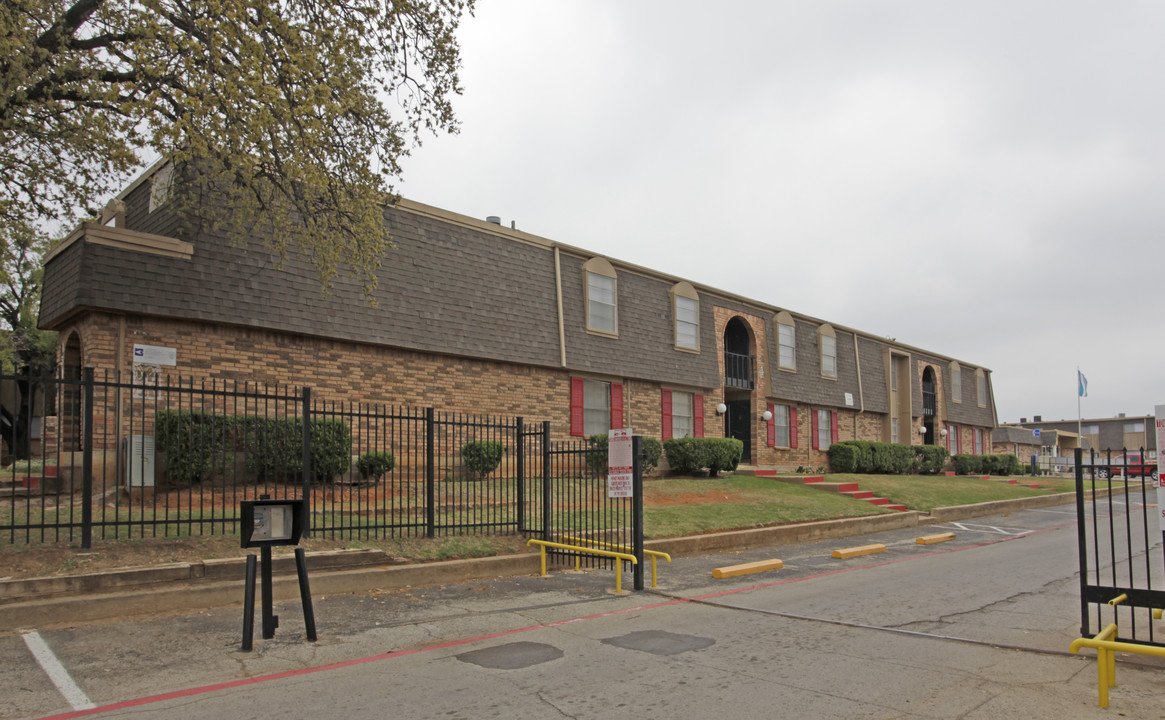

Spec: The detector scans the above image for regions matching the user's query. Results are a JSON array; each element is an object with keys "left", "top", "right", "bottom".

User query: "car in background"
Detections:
[{"left": 1092, "top": 451, "right": 1159, "bottom": 481}]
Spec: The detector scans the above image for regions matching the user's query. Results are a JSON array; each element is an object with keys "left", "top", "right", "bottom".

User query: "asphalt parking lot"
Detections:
[{"left": 4, "top": 500, "right": 1164, "bottom": 719}]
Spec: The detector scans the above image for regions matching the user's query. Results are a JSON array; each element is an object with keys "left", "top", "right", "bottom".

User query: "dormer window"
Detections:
[
  {"left": 671, "top": 282, "right": 699, "bottom": 351},
  {"left": 583, "top": 257, "right": 617, "bottom": 336}
]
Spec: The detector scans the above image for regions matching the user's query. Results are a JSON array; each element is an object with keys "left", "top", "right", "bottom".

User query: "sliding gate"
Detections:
[{"left": 1075, "top": 447, "right": 1165, "bottom": 647}]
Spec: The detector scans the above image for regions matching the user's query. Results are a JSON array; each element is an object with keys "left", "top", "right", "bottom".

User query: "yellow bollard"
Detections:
[
  {"left": 712, "top": 559, "right": 784, "bottom": 578},
  {"left": 832, "top": 544, "right": 886, "bottom": 559}
]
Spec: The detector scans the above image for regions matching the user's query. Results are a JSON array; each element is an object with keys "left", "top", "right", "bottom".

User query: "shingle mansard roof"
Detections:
[{"left": 38, "top": 164, "right": 996, "bottom": 422}]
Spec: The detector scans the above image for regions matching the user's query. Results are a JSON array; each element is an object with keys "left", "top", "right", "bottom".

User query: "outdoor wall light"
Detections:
[
  {"left": 941, "top": 429, "right": 948, "bottom": 438},
  {"left": 918, "top": 426, "right": 927, "bottom": 435},
  {"left": 716, "top": 403, "right": 728, "bottom": 415},
  {"left": 761, "top": 410, "right": 773, "bottom": 422}
]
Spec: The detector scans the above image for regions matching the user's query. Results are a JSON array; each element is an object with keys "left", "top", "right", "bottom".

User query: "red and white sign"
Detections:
[
  {"left": 1155, "top": 406, "right": 1165, "bottom": 531},
  {"left": 608, "top": 428, "right": 634, "bottom": 498}
]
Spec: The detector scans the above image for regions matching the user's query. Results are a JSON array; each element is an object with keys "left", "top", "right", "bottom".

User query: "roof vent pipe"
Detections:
[{"left": 486, "top": 216, "right": 501, "bottom": 225}]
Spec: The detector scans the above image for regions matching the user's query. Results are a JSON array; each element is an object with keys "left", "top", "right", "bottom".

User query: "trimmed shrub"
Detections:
[
  {"left": 663, "top": 437, "right": 743, "bottom": 476},
  {"left": 642, "top": 437, "right": 663, "bottom": 474},
  {"left": 245, "top": 417, "right": 352, "bottom": 483},
  {"left": 827, "top": 442, "right": 862, "bottom": 473},
  {"left": 156, "top": 410, "right": 230, "bottom": 485},
  {"left": 357, "top": 451, "right": 395, "bottom": 481},
  {"left": 461, "top": 440, "right": 505, "bottom": 480},
  {"left": 914, "top": 445, "right": 949, "bottom": 475},
  {"left": 828, "top": 441, "right": 946, "bottom": 475},
  {"left": 705, "top": 438, "right": 744, "bottom": 476},
  {"left": 951, "top": 454, "right": 982, "bottom": 475},
  {"left": 981, "top": 454, "right": 1022, "bottom": 476},
  {"left": 663, "top": 437, "right": 704, "bottom": 475},
  {"left": 871, "top": 443, "right": 914, "bottom": 474}
]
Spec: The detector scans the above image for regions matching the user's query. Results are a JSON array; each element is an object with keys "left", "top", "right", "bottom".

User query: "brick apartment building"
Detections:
[
  {"left": 37, "top": 162, "right": 998, "bottom": 470},
  {"left": 1007, "top": 415, "right": 1157, "bottom": 461}
]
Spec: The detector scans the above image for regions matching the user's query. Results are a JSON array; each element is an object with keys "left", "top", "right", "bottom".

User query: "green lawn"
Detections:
[
  {"left": 643, "top": 474, "right": 889, "bottom": 539},
  {"left": 829, "top": 473, "right": 1072, "bottom": 513}
]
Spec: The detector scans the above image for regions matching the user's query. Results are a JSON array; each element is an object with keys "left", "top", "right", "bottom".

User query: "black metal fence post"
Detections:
[
  {"left": 1074, "top": 447, "right": 1089, "bottom": 636},
  {"left": 516, "top": 417, "right": 525, "bottom": 533},
  {"left": 632, "top": 435, "right": 645, "bottom": 591},
  {"left": 426, "top": 407, "right": 436, "bottom": 538},
  {"left": 541, "top": 421, "right": 551, "bottom": 540},
  {"left": 80, "top": 367, "right": 94, "bottom": 550},
  {"left": 301, "top": 387, "right": 312, "bottom": 538}
]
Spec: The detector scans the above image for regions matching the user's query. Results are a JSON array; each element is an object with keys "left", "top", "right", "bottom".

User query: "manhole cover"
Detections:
[
  {"left": 456, "top": 641, "right": 564, "bottom": 670},
  {"left": 601, "top": 630, "right": 715, "bottom": 656}
]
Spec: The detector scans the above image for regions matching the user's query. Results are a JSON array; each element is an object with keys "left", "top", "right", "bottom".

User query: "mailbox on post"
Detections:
[
  {"left": 239, "top": 497, "right": 315, "bottom": 651},
  {"left": 240, "top": 499, "right": 304, "bottom": 548}
]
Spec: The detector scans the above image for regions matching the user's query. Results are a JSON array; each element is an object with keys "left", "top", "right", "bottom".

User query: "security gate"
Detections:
[{"left": 1074, "top": 448, "right": 1165, "bottom": 648}]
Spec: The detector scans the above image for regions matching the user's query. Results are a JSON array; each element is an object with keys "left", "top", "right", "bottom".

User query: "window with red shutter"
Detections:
[
  {"left": 694, "top": 393, "right": 704, "bottom": 438},
  {"left": 610, "top": 382, "right": 624, "bottom": 430},
  {"left": 661, "top": 389, "right": 673, "bottom": 440},
  {"left": 570, "top": 377, "right": 585, "bottom": 436}
]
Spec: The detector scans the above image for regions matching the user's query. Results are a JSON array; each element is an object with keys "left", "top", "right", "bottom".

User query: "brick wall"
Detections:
[{"left": 52, "top": 311, "right": 993, "bottom": 474}]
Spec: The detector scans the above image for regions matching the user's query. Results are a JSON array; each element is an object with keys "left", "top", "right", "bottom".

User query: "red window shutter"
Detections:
[
  {"left": 661, "top": 389, "right": 673, "bottom": 441},
  {"left": 766, "top": 402, "right": 776, "bottom": 447},
  {"left": 610, "top": 382, "right": 624, "bottom": 430},
  {"left": 570, "top": 377, "right": 585, "bottom": 436},
  {"left": 789, "top": 407, "right": 799, "bottom": 449},
  {"left": 811, "top": 410, "right": 820, "bottom": 450},
  {"left": 694, "top": 393, "right": 705, "bottom": 438},
  {"left": 831, "top": 411, "right": 839, "bottom": 444}
]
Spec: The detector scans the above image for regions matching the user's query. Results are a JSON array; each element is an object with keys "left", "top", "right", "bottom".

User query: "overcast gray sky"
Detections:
[{"left": 396, "top": 0, "right": 1164, "bottom": 425}]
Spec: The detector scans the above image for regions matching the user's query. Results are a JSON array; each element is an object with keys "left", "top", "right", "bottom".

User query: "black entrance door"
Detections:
[{"left": 726, "top": 400, "right": 752, "bottom": 463}]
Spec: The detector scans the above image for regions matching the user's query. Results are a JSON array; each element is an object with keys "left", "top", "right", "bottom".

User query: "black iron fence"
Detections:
[
  {"left": 1074, "top": 448, "right": 1165, "bottom": 649},
  {"left": 0, "top": 369, "right": 636, "bottom": 553}
]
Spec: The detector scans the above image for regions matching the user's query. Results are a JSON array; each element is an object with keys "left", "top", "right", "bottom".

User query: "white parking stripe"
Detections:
[
  {"left": 933, "top": 522, "right": 1033, "bottom": 536},
  {"left": 21, "top": 630, "right": 96, "bottom": 711}
]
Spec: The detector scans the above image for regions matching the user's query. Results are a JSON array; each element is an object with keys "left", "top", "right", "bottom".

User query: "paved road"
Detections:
[{"left": 4, "top": 500, "right": 1164, "bottom": 719}]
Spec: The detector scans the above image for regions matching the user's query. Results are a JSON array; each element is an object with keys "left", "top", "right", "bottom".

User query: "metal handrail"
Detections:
[
  {"left": 1070, "top": 623, "right": 1165, "bottom": 708},
  {"left": 560, "top": 535, "right": 670, "bottom": 588},
  {"left": 526, "top": 539, "right": 637, "bottom": 593}
]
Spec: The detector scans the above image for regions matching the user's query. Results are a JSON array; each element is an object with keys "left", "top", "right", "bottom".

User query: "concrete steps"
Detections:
[
  {"left": 742, "top": 468, "right": 909, "bottom": 513},
  {"left": 0, "top": 465, "right": 61, "bottom": 497}
]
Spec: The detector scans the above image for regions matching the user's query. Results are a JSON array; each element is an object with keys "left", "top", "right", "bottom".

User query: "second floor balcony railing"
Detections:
[{"left": 725, "top": 351, "right": 754, "bottom": 390}]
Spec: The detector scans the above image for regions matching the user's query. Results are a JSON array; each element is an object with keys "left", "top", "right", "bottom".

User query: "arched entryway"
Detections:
[
  {"left": 921, "top": 366, "right": 937, "bottom": 445},
  {"left": 60, "top": 333, "right": 83, "bottom": 451},
  {"left": 723, "top": 317, "right": 755, "bottom": 463}
]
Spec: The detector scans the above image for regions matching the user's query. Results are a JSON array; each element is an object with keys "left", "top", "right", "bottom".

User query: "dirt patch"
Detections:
[
  {"left": 0, "top": 533, "right": 531, "bottom": 582},
  {"left": 0, "top": 535, "right": 337, "bottom": 581},
  {"left": 646, "top": 490, "right": 747, "bottom": 505}
]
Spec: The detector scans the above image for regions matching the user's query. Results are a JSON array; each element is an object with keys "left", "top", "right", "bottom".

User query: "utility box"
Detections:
[{"left": 125, "top": 434, "right": 156, "bottom": 487}]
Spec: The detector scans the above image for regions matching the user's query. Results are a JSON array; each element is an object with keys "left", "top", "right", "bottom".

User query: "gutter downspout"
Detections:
[{"left": 554, "top": 247, "right": 566, "bottom": 367}]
